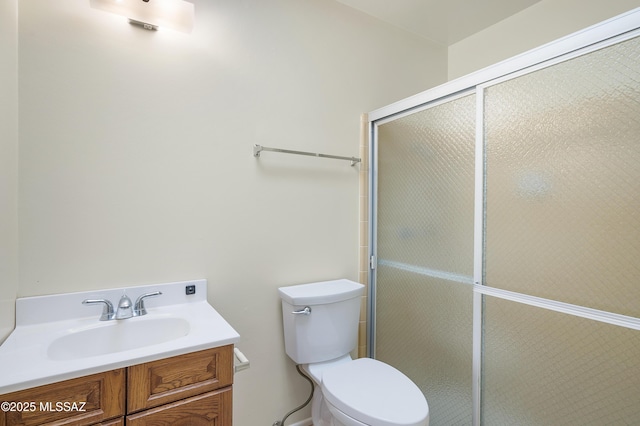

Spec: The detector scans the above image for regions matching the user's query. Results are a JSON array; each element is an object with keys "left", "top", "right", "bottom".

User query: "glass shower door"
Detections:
[
  {"left": 371, "top": 17, "right": 640, "bottom": 426},
  {"left": 373, "top": 93, "right": 476, "bottom": 425},
  {"left": 480, "top": 33, "right": 640, "bottom": 425}
]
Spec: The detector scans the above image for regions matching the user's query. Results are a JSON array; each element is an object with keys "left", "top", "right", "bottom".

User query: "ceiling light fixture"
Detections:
[{"left": 90, "top": 0, "right": 194, "bottom": 33}]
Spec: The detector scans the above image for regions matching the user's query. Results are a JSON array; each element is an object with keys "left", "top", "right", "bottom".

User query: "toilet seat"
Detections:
[{"left": 321, "top": 358, "right": 429, "bottom": 426}]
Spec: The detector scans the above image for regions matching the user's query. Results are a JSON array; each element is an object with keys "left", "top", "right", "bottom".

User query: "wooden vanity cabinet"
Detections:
[
  {"left": 126, "top": 345, "right": 234, "bottom": 424},
  {"left": 0, "top": 369, "right": 125, "bottom": 426},
  {"left": 127, "top": 345, "right": 233, "bottom": 413},
  {"left": 126, "top": 388, "right": 232, "bottom": 425},
  {"left": 0, "top": 345, "right": 234, "bottom": 426}
]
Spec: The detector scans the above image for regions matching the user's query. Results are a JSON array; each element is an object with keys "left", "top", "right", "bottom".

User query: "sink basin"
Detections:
[
  {"left": 47, "top": 317, "right": 190, "bottom": 361},
  {"left": 0, "top": 279, "right": 241, "bottom": 394}
]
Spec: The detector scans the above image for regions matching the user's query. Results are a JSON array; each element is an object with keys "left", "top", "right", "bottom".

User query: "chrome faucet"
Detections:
[
  {"left": 83, "top": 290, "right": 162, "bottom": 321},
  {"left": 115, "top": 294, "right": 134, "bottom": 320}
]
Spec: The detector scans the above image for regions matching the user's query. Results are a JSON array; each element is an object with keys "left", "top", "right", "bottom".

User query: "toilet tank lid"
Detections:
[{"left": 278, "top": 279, "right": 364, "bottom": 305}]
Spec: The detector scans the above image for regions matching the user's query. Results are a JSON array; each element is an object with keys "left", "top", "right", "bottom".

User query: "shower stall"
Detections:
[{"left": 367, "top": 9, "right": 640, "bottom": 426}]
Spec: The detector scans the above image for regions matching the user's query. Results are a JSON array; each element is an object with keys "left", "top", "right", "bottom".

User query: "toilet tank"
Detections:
[{"left": 278, "top": 279, "right": 364, "bottom": 364}]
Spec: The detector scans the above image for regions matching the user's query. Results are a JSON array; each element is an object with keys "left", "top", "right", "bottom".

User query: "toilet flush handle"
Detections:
[{"left": 291, "top": 306, "right": 312, "bottom": 315}]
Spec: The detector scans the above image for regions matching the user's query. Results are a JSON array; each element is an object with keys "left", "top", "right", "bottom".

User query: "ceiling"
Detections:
[{"left": 335, "top": 0, "right": 542, "bottom": 46}]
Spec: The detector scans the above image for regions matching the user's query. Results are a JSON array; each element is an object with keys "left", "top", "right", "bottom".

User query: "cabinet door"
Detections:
[
  {"left": 126, "top": 388, "right": 232, "bottom": 426},
  {"left": 127, "top": 345, "right": 234, "bottom": 413},
  {"left": 0, "top": 369, "right": 125, "bottom": 426}
]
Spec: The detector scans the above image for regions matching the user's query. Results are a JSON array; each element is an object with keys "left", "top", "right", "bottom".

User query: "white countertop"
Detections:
[{"left": 0, "top": 279, "right": 240, "bottom": 395}]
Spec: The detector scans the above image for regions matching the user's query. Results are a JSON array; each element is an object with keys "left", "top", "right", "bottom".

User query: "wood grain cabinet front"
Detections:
[
  {"left": 126, "top": 388, "right": 232, "bottom": 426},
  {"left": 95, "top": 418, "right": 125, "bottom": 426},
  {"left": 127, "top": 345, "right": 234, "bottom": 414},
  {"left": 0, "top": 369, "right": 125, "bottom": 426},
  {"left": 0, "top": 345, "right": 234, "bottom": 426}
]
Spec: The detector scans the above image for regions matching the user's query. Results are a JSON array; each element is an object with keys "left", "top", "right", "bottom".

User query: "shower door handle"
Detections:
[{"left": 291, "top": 306, "right": 312, "bottom": 315}]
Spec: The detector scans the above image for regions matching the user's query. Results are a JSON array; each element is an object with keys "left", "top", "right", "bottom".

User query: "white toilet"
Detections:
[{"left": 278, "top": 279, "right": 429, "bottom": 426}]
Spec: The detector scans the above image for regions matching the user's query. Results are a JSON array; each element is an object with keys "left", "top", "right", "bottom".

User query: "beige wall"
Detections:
[
  {"left": 0, "top": 0, "right": 19, "bottom": 344},
  {"left": 448, "top": 0, "right": 640, "bottom": 80},
  {"left": 15, "top": 0, "right": 445, "bottom": 424}
]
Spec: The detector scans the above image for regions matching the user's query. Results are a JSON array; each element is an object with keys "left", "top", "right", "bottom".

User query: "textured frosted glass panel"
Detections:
[
  {"left": 375, "top": 94, "right": 475, "bottom": 426},
  {"left": 377, "top": 94, "right": 475, "bottom": 275},
  {"left": 483, "top": 297, "right": 640, "bottom": 425},
  {"left": 485, "top": 36, "right": 640, "bottom": 316},
  {"left": 376, "top": 266, "right": 473, "bottom": 426}
]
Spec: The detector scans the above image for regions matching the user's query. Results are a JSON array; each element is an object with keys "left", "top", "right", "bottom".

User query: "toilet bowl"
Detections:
[{"left": 278, "top": 279, "right": 429, "bottom": 426}]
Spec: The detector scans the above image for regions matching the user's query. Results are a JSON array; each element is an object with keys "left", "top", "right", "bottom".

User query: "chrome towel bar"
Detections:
[{"left": 253, "top": 144, "right": 361, "bottom": 166}]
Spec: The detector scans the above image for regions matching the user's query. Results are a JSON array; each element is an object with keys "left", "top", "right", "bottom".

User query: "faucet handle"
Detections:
[
  {"left": 134, "top": 291, "right": 163, "bottom": 316},
  {"left": 82, "top": 299, "right": 115, "bottom": 321}
]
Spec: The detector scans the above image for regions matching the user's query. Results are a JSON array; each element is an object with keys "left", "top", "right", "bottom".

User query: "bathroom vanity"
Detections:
[
  {"left": 0, "top": 280, "right": 240, "bottom": 426},
  {"left": 0, "top": 345, "right": 233, "bottom": 425}
]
